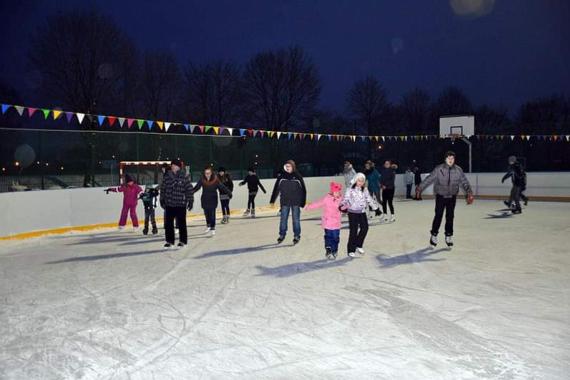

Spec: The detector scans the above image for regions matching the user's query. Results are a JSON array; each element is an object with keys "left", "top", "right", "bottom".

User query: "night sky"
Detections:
[{"left": 1, "top": 0, "right": 569, "bottom": 113}]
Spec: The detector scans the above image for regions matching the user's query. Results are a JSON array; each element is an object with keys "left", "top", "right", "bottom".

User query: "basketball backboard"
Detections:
[{"left": 439, "top": 115, "right": 475, "bottom": 138}]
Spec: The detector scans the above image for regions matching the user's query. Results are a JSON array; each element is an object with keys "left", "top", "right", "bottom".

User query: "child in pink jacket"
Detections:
[
  {"left": 305, "top": 182, "right": 343, "bottom": 260},
  {"left": 105, "top": 174, "right": 143, "bottom": 230}
]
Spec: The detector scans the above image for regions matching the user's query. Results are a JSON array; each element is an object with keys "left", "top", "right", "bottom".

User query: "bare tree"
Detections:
[
  {"left": 433, "top": 86, "right": 473, "bottom": 116},
  {"left": 475, "top": 105, "right": 510, "bottom": 134},
  {"left": 400, "top": 88, "right": 431, "bottom": 133},
  {"left": 346, "top": 76, "right": 389, "bottom": 136},
  {"left": 517, "top": 95, "right": 569, "bottom": 134},
  {"left": 181, "top": 60, "right": 243, "bottom": 125},
  {"left": 243, "top": 46, "right": 320, "bottom": 131},
  {"left": 28, "top": 10, "right": 137, "bottom": 114},
  {"left": 139, "top": 51, "right": 182, "bottom": 120}
]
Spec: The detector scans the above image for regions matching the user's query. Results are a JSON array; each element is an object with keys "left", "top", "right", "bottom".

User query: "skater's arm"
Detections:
[
  {"left": 501, "top": 171, "right": 512, "bottom": 183},
  {"left": 418, "top": 168, "right": 437, "bottom": 192},
  {"left": 257, "top": 177, "right": 267, "bottom": 193},
  {"left": 185, "top": 179, "right": 194, "bottom": 210},
  {"left": 239, "top": 176, "right": 247, "bottom": 186},
  {"left": 365, "top": 190, "right": 379, "bottom": 210},
  {"left": 192, "top": 179, "right": 202, "bottom": 194},
  {"left": 305, "top": 196, "right": 325, "bottom": 210},
  {"left": 217, "top": 182, "right": 232, "bottom": 197},
  {"left": 269, "top": 177, "right": 281, "bottom": 204},
  {"left": 299, "top": 176, "right": 307, "bottom": 207},
  {"left": 227, "top": 178, "right": 234, "bottom": 192},
  {"left": 458, "top": 168, "right": 473, "bottom": 194}
]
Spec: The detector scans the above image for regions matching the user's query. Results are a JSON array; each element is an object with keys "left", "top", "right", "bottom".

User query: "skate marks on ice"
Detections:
[
  {"left": 194, "top": 243, "right": 289, "bottom": 259},
  {"left": 256, "top": 257, "right": 352, "bottom": 278},
  {"left": 376, "top": 247, "right": 449, "bottom": 268},
  {"left": 344, "top": 285, "right": 532, "bottom": 378},
  {"left": 45, "top": 249, "right": 166, "bottom": 264}
]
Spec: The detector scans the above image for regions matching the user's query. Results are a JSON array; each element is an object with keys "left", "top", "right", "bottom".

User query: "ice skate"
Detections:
[
  {"left": 221, "top": 216, "right": 228, "bottom": 224},
  {"left": 430, "top": 234, "right": 438, "bottom": 247},
  {"left": 243, "top": 209, "right": 250, "bottom": 217},
  {"left": 251, "top": 209, "right": 256, "bottom": 218},
  {"left": 143, "top": 227, "right": 149, "bottom": 235},
  {"left": 445, "top": 235, "right": 454, "bottom": 247},
  {"left": 389, "top": 215, "right": 396, "bottom": 223},
  {"left": 326, "top": 247, "right": 334, "bottom": 260},
  {"left": 177, "top": 242, "right": 186, "bottom": 249},
  {"left": 293, "top": 236, "right": 301, "bottom": 245},
  {"left": 356, "top": 247, "right": 365, "bottom": 256},
  {"left": 277, "top": 235, "right": 285, "bottom": 244},
  {"left": 348, "top": 251, "right": 357, "bottom": 258},
  {"left": 210, "top": 230, "right": 216, "bottom": 236},
  {"left": 152, "top": 226, "right": 158, "bottom": 235},
  {"left": 164, "top": 243, "right": 173, "bottom": 249},
  {"left": 204, "top": 227, "right": 211, "bottom": 234}
]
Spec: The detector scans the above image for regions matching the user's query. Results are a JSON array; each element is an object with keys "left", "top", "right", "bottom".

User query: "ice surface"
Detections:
[{"left": 0, "top": 200, "right": 569, "bottom": 379}]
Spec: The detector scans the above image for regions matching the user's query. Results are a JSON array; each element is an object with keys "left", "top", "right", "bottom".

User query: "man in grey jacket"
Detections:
[{"left": 416, "top": 151, "right": 474, "bottom": 247}]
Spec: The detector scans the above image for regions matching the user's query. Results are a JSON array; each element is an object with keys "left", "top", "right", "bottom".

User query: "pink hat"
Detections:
[{"left": 330, "top": 182, "right": 342, "bottom": 193}]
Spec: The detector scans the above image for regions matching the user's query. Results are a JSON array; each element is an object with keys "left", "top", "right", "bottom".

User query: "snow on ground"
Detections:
[{"left": 0, "top": 200, "right": 569, "bottom": 379}]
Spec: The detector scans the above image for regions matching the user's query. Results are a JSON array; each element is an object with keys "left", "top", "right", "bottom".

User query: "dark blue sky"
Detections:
[{"left": 1, "top": 0, "right": 569, "bottom": 113}]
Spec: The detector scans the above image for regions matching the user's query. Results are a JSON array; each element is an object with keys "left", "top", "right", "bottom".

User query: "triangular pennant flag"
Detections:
[
  {"left": 360, "top": 136, "right": 366, "bottom": 142},
  {"left": 127, "top": 118, "right": 135, "bottom": 128},
  {"left": 156, "top": 121, "right": 164, "bottom": 130},
  {"left": 203, "top": 125, "right": 211, "bottom": 133},
  {"left": 316, "top": 134, "right": 321, "bottom": 141},
  {"left": 213, "top": 127, "right": 219, "bottom": 135},
  {"left": 76, "top": 113, "right": 85, "bottom": 124},
  {"left": 219, "top": 127, "right": 226, "bottom": 135},
  {"left": 288, "top": 132, "right": 293, "bottom": 140},
  {"left": 118, "top": 117, "right": 125, "bottom": 127},
  {"left": 1, "top": 104, "right": 10, "bottom": 114},
  {"left": 53, "top": 110, "right": 62, "bottom": 120},
  {"left": 97, "top": 115, "right": 106, "bottom": 125},
  {"left": 14, "top": 106, "right": 25, "bottom": 116},
  {"left": 146, "top": 120, "right": 153, "bottom": 128},
  {"left": 510, "top": 135, "right": 515, "bottom": 141},
  {"left": 108, "top": 116, "right": 117, "bottom": 127},
  {"left": 566, "top": 135, "right": 570, "bottom": 142},
  {"left": 136, "top": 119, "right": 144, "bottom": 129},
  {"left": 167, "top": 122, "right": 173, "bottom": 131},
  {"left": 27, "top": 107, "right": 38, "bottom": 117},
  {"left": 183, "top": 124, "right": 190, "bottom": 131},
  {"left": 199, "top": 125, "right": 205, "bottom": 133},
  {"left": 65, "top": 112, "right": 74, "bottom": 122},
  {"left": 328, "top": 135, "right": 332, "bottom": 141},
  {"left": 277, "top": 131, "right": 282, "bottom": 139},
  {"left": 227, "top": 127, "right": 233, "bottom": 135},
  {"left": 190, "top": 125, "right": 197, "bottom": 133},
  {"left": 239, "top": 128, "right": 246, "bottom": 136},
  {"left": 41, "top": 109, "right": 51, "bottom": 119}
]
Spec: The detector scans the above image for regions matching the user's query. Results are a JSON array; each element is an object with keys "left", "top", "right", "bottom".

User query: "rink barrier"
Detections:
[{"left": 0, "top": 172, "right": 568, "bottom": 240}]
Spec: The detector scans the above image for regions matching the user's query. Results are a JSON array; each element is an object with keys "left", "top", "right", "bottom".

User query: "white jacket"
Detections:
[{"left": 341, "top": 187, "right": 379, "bottom": 214}]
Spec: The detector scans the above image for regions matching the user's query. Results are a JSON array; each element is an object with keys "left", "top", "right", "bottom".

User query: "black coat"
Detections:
[
  {"left": 160, "top": 171, "right": 194, "bottom": 209},
  {"left": 270, "top": 171, "right": 307, "bottom": 207},
  {"left": 240, "top": 174, "right": 266, "bottom": 193},
  {"left": 380, "top": 167, "right": 396, "bottom": 189},
  {"left": 193, "top": 174, "right": 231, "bottom": 210}
]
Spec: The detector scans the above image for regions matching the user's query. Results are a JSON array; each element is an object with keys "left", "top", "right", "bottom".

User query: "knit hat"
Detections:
[
  {"left": 330, "top": 182, "right": 342, "bottom": 193},
  {"left": 171, "top": 159, "right": 182, "bottom": 168},
  {"left": 125, "top": 174, "right": 134, "bottom": 183},
  {"left": 351, "top": 172, "right": 366, "bottom": 185},
  {"left": 218, "top": 166, "right": 226, "bottom": 172}
]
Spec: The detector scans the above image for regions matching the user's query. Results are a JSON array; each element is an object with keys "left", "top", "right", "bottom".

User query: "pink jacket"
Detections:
[
  {"left": 112, "top": 184, "right": 143, "bottom": 207},
  {"left": 305, "top": 193, "right": 342, "bottom": 230}
]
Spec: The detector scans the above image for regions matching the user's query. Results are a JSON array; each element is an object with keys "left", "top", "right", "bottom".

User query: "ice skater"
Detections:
[
  {"left": 305, "top": 182, "right": 344, "bottom": 260},
  {"left": 239, "top": 167, "right": 266, "bottom": 218},
  {"left": 416, "top": 151, "right": 474, "bottom": 247},
  {"left": 404, "top": 167, "right": 414, "bottom": 199},
  {"left": 217, "top": 167, "right": 234, "bottom": 224},
  {"left": 342, "top": 160, "right": 357, "bottom": 189},
  {"left": 502, "top": 156, "right": 526, "bottom": 214},
  {"left": 364, "top": 160, "right": 382, "bottom": 219},
  {"left": 339, "top": 173, "right": 380, "bottom": 258},
  {"left": 160, "top": 159, "right": 194, "bottom": 249},
  {"left": 380, "top": 160, "right": 397, "bottom": 222},
  {"left": 139, "top": 185, "right": 159, "bottom": 235},
  {"left": 192, "top": 166, "right": 232, "bottom": 236},
  {"left": 270, "top": 160, "right": 307, "bottom": 245},
  {"left": 105, "top": 174, "right": 143, "bottom": 230},
  {"left": 413, "top": 163, "right": 423, "bottom": 200}
]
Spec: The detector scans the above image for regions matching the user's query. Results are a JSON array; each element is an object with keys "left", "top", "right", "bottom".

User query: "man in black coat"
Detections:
[
  {"left": 270, "top": 160, "right": 307, "bottom": 245},
  {"left": 502, "top": 156, "right": 525, "bottom": 214}
]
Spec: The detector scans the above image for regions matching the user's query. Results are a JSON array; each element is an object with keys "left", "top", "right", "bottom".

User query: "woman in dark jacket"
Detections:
[
  {"left": 217, "top": 167, "right": 234, "bottom": 224},
  {"left": 192, "top": 166, "right": 232, "bottom": 235},
  {"left": 380, "top": 160, "right": 397, "bottom": 222}
]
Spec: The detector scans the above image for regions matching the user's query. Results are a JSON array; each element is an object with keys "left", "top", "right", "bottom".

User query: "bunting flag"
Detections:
[
  {"left": 213, "top": 126, "right": 220, "bottom": 135},
  {"left": 108, "top": 116, "right": 117, "bottom": 127},
  {"left": 136, "top": 119, "right": 144, "bottom": 129},
  {"left": 27, "top": 107, "right": 38, "bottom": 118},
  {"left": 127, "top": 118, "right": 135, "bottom": 128},
  {"left": 156, "top": 121, "right": 164, "bottom": 130},
  {"left": 53, "top": 110, "right": 63, "bottom": 120},
  {"left": 204, "top": 125, "right": 212, "bottom": 134},
  {"left": 239, "top": 128, "right": 246, "bottom": 136},
  {"left": 183, "top": 124, "right": 190, "bottom": 132},
  {"left": 1, "top": 104, "right": 9, "bottom": 114},
  {"left": 227, "top": 127, "right": 233, "bottom": 135},
  {"left": 164, "top": 122, "right": 171, "bottom": 132},
  {"left": 146, "top": 120, "right": 153, "bottom": 129},
  {"left": 76, "top": 113, "right": 85, "bottom": 124},
  {"left": 65, "top": 112, "right": 74, "bottom": 122},
  {"left": 277, "top": 131, "right": 282, "bottom": 139},
  {"left": 14, "top": 106, "right": 25, "bottom": 116},
  {"left": 190, "top": 125, "right": 198, "bottom": 133},
  {"left": 97, "top": 115, "right": 106, "bottom": 125},
  {"left": 118, "top": 117, "right": 125, "bottom": 127}
]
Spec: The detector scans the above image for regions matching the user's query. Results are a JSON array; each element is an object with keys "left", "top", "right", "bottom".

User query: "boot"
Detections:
[
  {"left": 152, "top": 225, "right": 158, "bottom": 235},
  {"left": 143, "top": 227, "right": 149, "bottom": 235},
  {"left": 243, "top": 209, "right": 250, "bottom": 217},
  {"left": 251, "top": 209, "right": 256, "bottom": 218},
  {"left": 221, "top": 216, "right": 228, "bottom": 224}
]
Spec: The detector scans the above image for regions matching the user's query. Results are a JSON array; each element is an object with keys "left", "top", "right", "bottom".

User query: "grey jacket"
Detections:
[
  {"left": 343, "top": 166, "right": 357, "bottom": 188},
  {"left": 419, "top": 164, "right": 472, "bottom": 198}
]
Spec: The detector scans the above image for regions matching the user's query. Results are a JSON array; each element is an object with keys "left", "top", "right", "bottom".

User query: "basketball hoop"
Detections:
[{"left": 448, "top": 133, "right": 463, "bottom": 143}]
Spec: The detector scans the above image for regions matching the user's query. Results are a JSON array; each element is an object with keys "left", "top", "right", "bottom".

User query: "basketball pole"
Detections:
[{"left": 461, "top": 136, "right": 473, "bottom": 173}]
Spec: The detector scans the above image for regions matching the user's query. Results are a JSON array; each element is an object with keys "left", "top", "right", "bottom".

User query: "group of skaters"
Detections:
[{"left": 105, "top": 151, "right": 528, "bottom": 258}]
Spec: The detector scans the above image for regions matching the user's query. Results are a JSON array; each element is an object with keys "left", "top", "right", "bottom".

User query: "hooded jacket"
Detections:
[
  {"left": 305, "top": 193, "right": 343, "bottom": 230},
  {"left": 270, "top": 171, "right": 307, "bottom": 207}
]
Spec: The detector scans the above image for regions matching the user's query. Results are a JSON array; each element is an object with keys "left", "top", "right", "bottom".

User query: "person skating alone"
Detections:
[
  {"left": 159, "top": 159, "right": 194, "bottom": 249},
  {"left": 217, "top": 167, "right": 234, "bottom": 224},
  {"left": 239, "top": 167, "right": 267, "bottom": 218},
  {"left": 339, "top": 173, "right": 380, "bottom": 258},
  {"left": 416, "top": 151, "right": 474, "bottom": 248},
  {"left": 404, "top": 167, "right": 414, "bottom": 199},
  {"left": 139, "top": 185, "right": 159, "bottom": 235},
  {"left": 413, "top": 164, "right": 423, "bottom": 200},
  {"left": 270, "top": 160, "right": 307, "bottom": 245},
  {"left": 192, "top": 166, "right": 232, "bottom": 236},
  {"left": 364, "top": 160, "right": 382, "bottom": 219},
  {"left": 342, "top": 161, "right": 357, "bottom": 189},
  {"left": 502, "top": 156, "right": 526, "bottom": 214},
  {"left": 305, "top": 182, "right": 344, "bottom": 260},
  {"left": 380, "top": 160, "right": 397, "bottom": 222},
  {"left": 105, "top": 174, "right": 143, "bottom": 231}
]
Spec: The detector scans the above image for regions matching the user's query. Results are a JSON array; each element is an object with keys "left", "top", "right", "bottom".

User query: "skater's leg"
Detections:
[
  {"left": 118, "top": 205, "right": 129, "bottom": 227},
  {"left": 144, "top": 208, "right": 150, "bottom": 232},
  {"left": 292, "top": 206, "right": 301, "bottom": 238},
  {"left": 355, "top": 213, "right": 369, "bottom": 248},
  {"left": 324, "top": 229, "right": 334, "bottom": 249},
  {"left": 150, "top": 209, "right": 157, "bottom": 230},
  {"left": 330, "top": 229, "right": 340, "bottom": 252},
  {"left": 381, "top": 189, "right": 388, "bottom": 214},
  {"left": 406, "top": 184, "right": 412, "bottom": 199},
  {"left": 444, "top": 196, "right": 456, "bottom": 236},
  {"left": 279, "top": 205, "right": 290, "bottom": 237},
  {"left": 209, "top": 208, "right": 217, "bottom": 230},
  {"left": 512, "top": 186, "right": 522, "bottom": 211},
  {"left": 430, "top": 195, "right": 445, "bottom": 236},
  {"left": 176, "top": 207, "right": 188, "bottom": 244},
  {"left": 129, "top": 206, "right": 139, "bottom": 227},
  {"left": 347, "top": 213, "right": 359, "bottom": 253},
  {"left": 164, "top": 207, "right": 175, "bottom": 244},
  {"left": 386, "top": 189, "right": 395, "bottom": 215}
]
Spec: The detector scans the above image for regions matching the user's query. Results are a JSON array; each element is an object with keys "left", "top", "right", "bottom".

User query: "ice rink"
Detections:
[{"left": 1, "top": 199, "right": 569, "bottom": 379}]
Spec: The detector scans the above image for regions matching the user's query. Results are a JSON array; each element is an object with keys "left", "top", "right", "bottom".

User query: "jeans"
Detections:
[
  {"left": 204, "top": 208, "right": 217, "bottom": 229},
  {"left": 406, "top": 184, "right": 413, "bottom": 199},
  {"left": 164, "top": 207, "right": 187, "bottom": 244},
  {"left": 324, "top": 229, "right": 340, "bottom": 252},
  {"left": 431, "top": 195, "right": 456, "bottom": 236},
  {"left": 279, "top": 205, "right": 301, "bottom": 238},
  {"left": 220, "top": 199, "right": 230, "bottom": 216},
  {"left": 347, "top": 212, "right": 368, "bottom": 253},
  {"left": 382, "top": 188, "right": 395, "bottom": 214},
  {"left": 119, "top": 205, "right": 138, "bottom": 227}
]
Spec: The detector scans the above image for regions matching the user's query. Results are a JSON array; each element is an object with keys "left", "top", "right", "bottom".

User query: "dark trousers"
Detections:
[
  {"left": 220, "top": 199, "right": 230, "bottom": 216},
  {"left": 144, "top": 206, "right": 157, "bottom": 230},
  {"left": 382, "top": 188, "right": 395, "bottom": 214},
  {"left": 247, "top": 192, "right": 257, "bottom": 210},
  {"left": 431, "top": 195, "right": 456, "bottom": 237},
  {"left": 347, "top": 212, "right": 368, "bottom": 253},
  {"left": 324, "top": 229, "right": 340, "bottom": 252},
  {"left": 508, "top": 186, "right": 522, "bottom": 210},
  {"left": 204, "top": 208, "right": 216, "bottom": 229},
  {"left": 406, "top": 184, "right": 413, "bottom": 199},
  {"left": 164, "top": 207, "right": 187, "bottom": 244}
]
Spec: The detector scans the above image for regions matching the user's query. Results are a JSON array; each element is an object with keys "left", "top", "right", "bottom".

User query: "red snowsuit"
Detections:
[{"left": 109, "top": 183, "right": 143, "bottom": 227}]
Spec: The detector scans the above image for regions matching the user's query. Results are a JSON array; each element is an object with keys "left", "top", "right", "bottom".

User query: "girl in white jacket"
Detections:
[{"left": 340, "top": 173, "right": 380, "bottom": 257}]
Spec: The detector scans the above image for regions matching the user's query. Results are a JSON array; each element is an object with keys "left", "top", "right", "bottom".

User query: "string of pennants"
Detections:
[{"left": 1, "top": 103, "right": 569, "bottom": 143}]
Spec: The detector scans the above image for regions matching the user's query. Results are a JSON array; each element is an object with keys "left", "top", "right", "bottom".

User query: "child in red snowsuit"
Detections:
[{"left": 105, "top": 174, "right": 143, "bottom": 229}]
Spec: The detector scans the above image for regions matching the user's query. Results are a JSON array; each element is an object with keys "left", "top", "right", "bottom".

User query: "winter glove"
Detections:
[
  {"left": 466, "top": 193, "right": 474, "bottom": 205},
  {"left": 104, "top": 188, "right": 112, "bottom": 194},
  {"left": 187, "top": 201, "right": 193, "bottom": 211}
]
